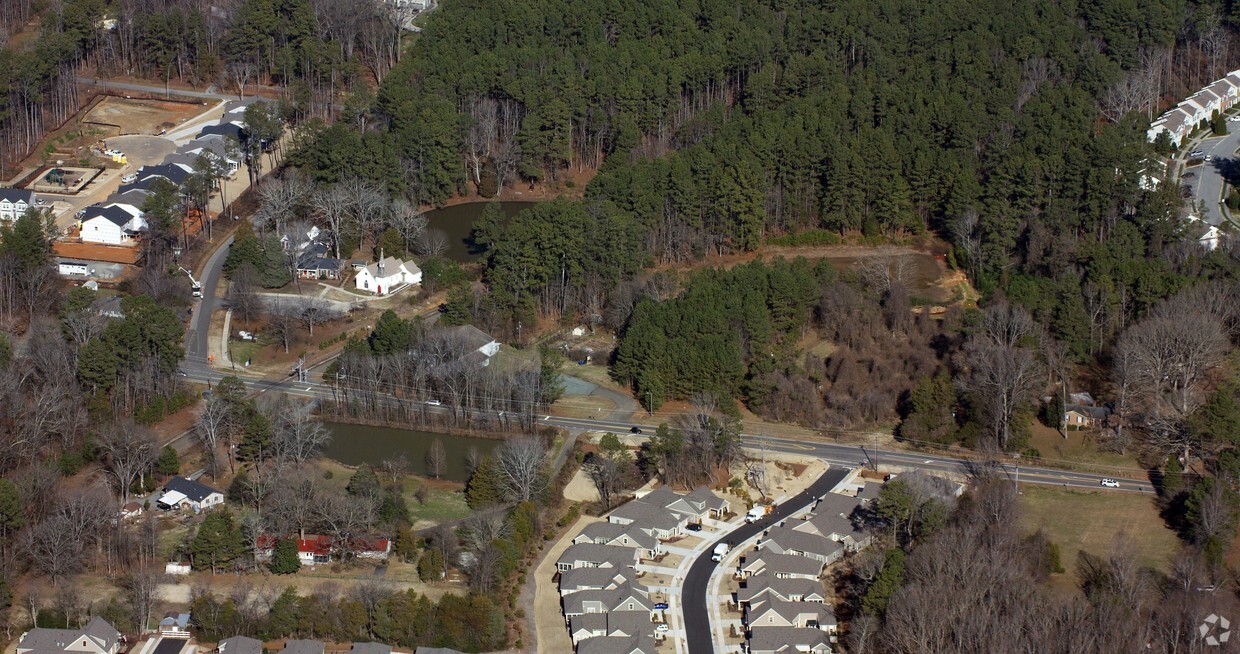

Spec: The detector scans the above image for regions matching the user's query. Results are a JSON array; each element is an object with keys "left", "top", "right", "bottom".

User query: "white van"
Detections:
[
  {"left": 745, "top": 506, "right": 766, "bottom": 523},
  {"left": 711, "top": 542, "right": 730, "bottom": 562}
]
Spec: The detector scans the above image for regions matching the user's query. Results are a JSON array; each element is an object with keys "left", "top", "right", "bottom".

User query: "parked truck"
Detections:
[
  {"left": 711, "top": 542, "right": 730, "bottom": 562},
  {"left": 745, "top": 504, "right": 774, "bottom": 523}
]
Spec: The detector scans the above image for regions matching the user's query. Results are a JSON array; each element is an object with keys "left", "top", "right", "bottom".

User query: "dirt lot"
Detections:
[
  {"left": 1019, "top": 486, "right": 1181, "bottom": 587},
  {"left": 85, "top": 96, "right": 211, "bottom": 136}
]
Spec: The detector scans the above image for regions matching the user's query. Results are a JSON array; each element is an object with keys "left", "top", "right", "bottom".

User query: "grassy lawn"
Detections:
[
  {"left": 1019, "top": 486, "right": 1181, "bottom": 585},
  {"left": 406, "top": 486, "right": 471, "bottom": 528},
  {"left": 315, "top": 459, "right": 471, "bottom": 529},
  {"left": 551, "top": 394, "right": 616, "bottom": 418},
  {"left": 1026, "top": 422, "right": 1143, "bottom": 475},
  {"left": 228, "top": 340, "right": 260, "bottom": 366}
]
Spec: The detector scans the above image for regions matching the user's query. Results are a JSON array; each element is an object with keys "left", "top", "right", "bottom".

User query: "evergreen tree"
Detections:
[
  {"left": 156, "top": 445, "right": 180, "bottom": 476},
  {"left": 347, "top": 464, "right": 382, "bottom": 498},
  {"left": 417, "top": 547, "right": 444, "bottom": 581},
  {"left": 269, "top": 538, "right": 302, "bottom": 574},
  {"left": 190, "top": 510, "right": 246, "bottom": 573},
  {"left": 370, "top": 310, "right": 413, "bottom": 355},
  {"left": 861, "top": 548, "right": 906, "bottom": 616},
  {"left": 465, "top": 455, "right": 503, "bottom": 509},
  {"left": 898, "top": 374, "right": 958, "bottom": 444}
]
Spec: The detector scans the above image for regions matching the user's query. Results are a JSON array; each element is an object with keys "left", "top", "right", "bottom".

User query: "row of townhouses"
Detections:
[
  {"left": 14, "top": 619, "right": 460, "bottom": 654},
  {"left": 1147, "top": 69, "right": 1240, "bottom": 147},
  {"left": 732, "top": 486, "right": 880, "bottom": 654},
  {"left": 554, "top": 485, "right": 731, "bottom": 654}
]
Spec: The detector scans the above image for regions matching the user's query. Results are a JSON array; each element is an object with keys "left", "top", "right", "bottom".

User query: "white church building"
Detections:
[{"left": 354, "top": 253, "right": 421, "bottom": 295}]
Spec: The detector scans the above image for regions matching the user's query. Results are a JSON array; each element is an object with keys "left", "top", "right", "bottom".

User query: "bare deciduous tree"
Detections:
[
  {"left": 416, "top": 228, "right": 450, "bottom": 258},
  {"left": 494, "top": 437, "right": 548, "bottom": 503},
  {"left": 97, "top": 424, "right": 156, "bottom": 504},
  {"left": 585, "top": 455, "right": 622, "bottom": 510},
  {"left": 426, "top": 438, "right": 446, "bottom": 480}
]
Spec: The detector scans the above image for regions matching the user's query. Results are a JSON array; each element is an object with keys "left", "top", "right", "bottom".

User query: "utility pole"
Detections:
[
  {"left": 873, "top": 432, "right": 879, "bottom": 472},
  {"left": 1013, "top": 453, "right": 1021, "bottom": 494},
  {"left": 647, "top": 390, "right": 653, "bottom": 416}
]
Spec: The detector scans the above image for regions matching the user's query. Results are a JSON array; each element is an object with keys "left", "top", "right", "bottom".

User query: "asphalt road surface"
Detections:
[
  {"left": 174, "top": 357, "right": 1156, "bottom": 493},
  {"left": 681, "top": 467, "right": 851, "bottom": 654},
  {"left": 1190, "top": 127, "right": 1240, "bottom": 227},
  {"left": 76, "top": 76, "right": 230, "bottom": 100},
  {"left": 184, "top": 235, "right": 234, "bottom": 364}
]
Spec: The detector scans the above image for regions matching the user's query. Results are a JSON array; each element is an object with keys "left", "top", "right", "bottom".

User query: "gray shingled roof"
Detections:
[
  {"left": 747, "top": 598, "right": 836, "bottom": 628},
  {"left": 608, "top": 500, "right": 682, "bottom": 532},
  {"left": 0, "top": 188, "right": 33, "bottom": 204},
  {"left": 742, "top": 552, "right": 824, "bottom": 578},
  {"left": 736, "top": 576, "right": 826, "bottom": 605},
  {"left": 569, "top": 610, "right": 654, "bottom": 640},
  {"left": 563, "top": 583, "right": 651, "bottom": 615},
  {"left": 575, "top": 633, "right": 658, "bottom": 654},
  {"left": 163, "top": 476, "right": 222, "bottom": 502},
  {"left": 761, "top": 526, "right": 838, "bottom": 559},
  {"left": 558, "top": 566, "right": 632, "bottom": 593},
  {"left": 558, "top": 542, "right": 638, "bottom": 569},
  {"left": 577, "top": 521, "right": 659, "bottom": 552},
  {"left": 20, "top": 617, "right": 120, "bottom": 654},
  {"left": 218, "top": 636, "right": 262, "bottom": 654},
  {"left": 348, "top": 643, "right": 390, "bottom": 654},
  {"left": 747, "top": 626, "right": 831, "bottom": 653}
]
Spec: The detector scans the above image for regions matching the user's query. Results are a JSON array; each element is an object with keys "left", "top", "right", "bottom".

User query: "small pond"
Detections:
[
  {"left": 423, "top": 201, "right": 538, "bottom": 262},
  {"left": 321, "top": 422, "right": 500, "bottom": 482}
]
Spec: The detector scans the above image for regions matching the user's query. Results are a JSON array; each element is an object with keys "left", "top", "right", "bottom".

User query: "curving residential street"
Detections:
[
  {"left": 680, "top": 468, "right": 850, "bottom": 654},
  {"left": 1187, "top": 128, "right": 1240, "bottom": 227}
]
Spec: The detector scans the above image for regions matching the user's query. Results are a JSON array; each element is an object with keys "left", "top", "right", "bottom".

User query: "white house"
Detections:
[
  {"left": 80, "top": 204, "right": 147, "bottom": 245},
  {"left": 1147, "top": 69, "right": 1240, "bottom": 145},
  {"left": 0, "top": 188, "right": 34, "bottom": 221},
  {"left": 354, "top": 254, "right": 421, "bottom": 295},
  {"left": 16, "top": 617, "right": 121, "bottom": 654},
  {"left": 158, "top": 477, "right": 225, "bottom": 511}
]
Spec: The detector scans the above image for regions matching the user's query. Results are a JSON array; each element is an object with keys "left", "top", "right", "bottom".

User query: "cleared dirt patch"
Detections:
[{"left": 85, "top": 96, "right": 210, "bottom": 136}]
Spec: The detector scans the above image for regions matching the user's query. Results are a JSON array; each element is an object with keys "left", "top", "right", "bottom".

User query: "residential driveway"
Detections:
[{"left": 151, "top": 638, "right": 186, "bottom": 654}]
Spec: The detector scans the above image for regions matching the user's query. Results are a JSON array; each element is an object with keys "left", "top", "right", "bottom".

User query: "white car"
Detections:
[
  {"left": 121, "top": 173, "right": 137, "bottom": 184},
  {"left": 1205, "top": 154, "right": 1214, "bottom": 162},
  {"left": 1190, "top": 150, "right": 1206, "bottom": 158},
  {"left": 425, "top": 399, "right": 442, "bottom": 406},
  {"left": 1100, "top": 478, "right": 1120, "bottom": 488},
  {"left": 1229, "top": 116, "right": 1240, "bottom": 122},
  {"left": 655, "top": 624, "right": 669, "bottom": 633}
]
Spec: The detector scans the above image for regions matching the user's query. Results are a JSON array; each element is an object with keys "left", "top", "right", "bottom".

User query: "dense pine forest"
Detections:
[{"left": 290, "top": 0, "right": 1229, "bottom": 331}]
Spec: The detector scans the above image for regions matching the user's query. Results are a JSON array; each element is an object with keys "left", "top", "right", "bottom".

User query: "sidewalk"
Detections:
[{"left": 533, "top": 515, "right": 601, "bottom": 654}]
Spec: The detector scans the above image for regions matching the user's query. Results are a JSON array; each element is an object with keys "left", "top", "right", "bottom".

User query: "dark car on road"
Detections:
[{"left": 630, "top": 426, "right": 643, "bottom": 434}]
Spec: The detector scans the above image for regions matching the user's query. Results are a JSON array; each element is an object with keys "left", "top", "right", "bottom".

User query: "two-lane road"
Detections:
[
  {"left": 185, "top": 235, "right": 234, "bottom": 364},
  {"left": 1188, "top": 126, "right": 1240, "bottom": 227}
]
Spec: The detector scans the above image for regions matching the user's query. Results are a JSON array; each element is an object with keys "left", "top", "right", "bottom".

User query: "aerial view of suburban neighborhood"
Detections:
[{"left": 5, "top": 0, "right": 1240, "bottom": 653}]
